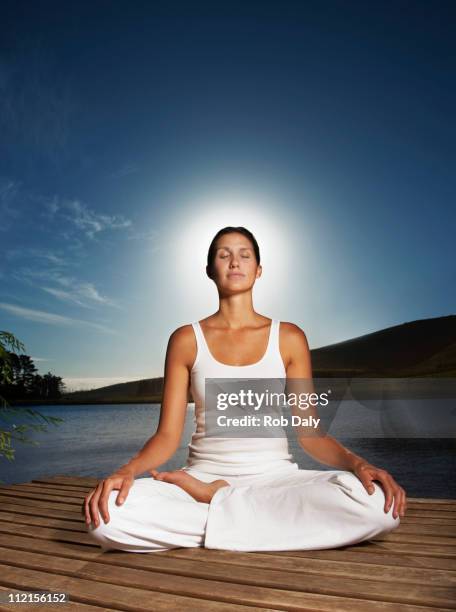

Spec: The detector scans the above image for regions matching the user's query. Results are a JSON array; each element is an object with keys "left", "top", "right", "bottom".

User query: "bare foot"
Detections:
[{"left": 150, "top": 469, "right": 229, "bottom": 503}]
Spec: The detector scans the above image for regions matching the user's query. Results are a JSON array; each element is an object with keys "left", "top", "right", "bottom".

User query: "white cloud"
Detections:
[
  {"left": 42, "top": 195, "right": 60, "bottom": 218},
  {"left": 62, "top": 199, "right": 132, "bottom": 239},
  {"left": 41, "top": 282, "right": 120, "bottom": 309},
  {"left": 6, "top": 247, "right": 68, "bottom": 266},
  {"left": 0, "top": 302, "right": 118, "bottom": 335},
  {"left": 10, "top": 265, "right": 122, "bottom": 310},
  {"left": 41, "top": 286, "right": 94, "bottom": 308},
  {"left": 0, "top": 177, "right": 134, "bottom": 242}
]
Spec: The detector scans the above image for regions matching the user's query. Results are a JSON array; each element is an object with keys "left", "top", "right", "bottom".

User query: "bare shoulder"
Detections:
[
  {"left": 279, "top": 321, "right": 311, "bottom": 369},
  {"left": 166, "top": 324, "right": 197, "bottom": 369},
  {"left": 280, "top": 321, "right": 309, "bottom": 345}
]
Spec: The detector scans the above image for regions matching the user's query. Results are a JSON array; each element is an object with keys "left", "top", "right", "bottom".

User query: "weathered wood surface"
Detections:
[{"left": 0, "top": 475, "right": 454, "bottom": 611}]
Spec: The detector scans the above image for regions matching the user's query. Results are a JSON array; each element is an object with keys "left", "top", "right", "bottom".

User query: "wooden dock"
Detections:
[{"left": 0, "top": 475, "right": 455, "bottom": 611}]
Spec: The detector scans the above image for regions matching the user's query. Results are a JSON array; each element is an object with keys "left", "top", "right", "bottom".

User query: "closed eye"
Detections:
[{"left": 219, "top": 253, "right": 251, "bottom": 259}]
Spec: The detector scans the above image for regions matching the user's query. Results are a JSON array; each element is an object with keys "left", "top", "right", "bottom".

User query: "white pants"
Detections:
[{"left": 86, "top": 463, "right": 400, "bottom": 553}]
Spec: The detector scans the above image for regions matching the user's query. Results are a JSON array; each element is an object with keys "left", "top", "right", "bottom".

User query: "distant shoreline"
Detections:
[
  {"left": 6, "top": 369, "right": 456, "bottom": 407},
  {"left": 8, "top": 397, "right": 164, "bottom": 406}
]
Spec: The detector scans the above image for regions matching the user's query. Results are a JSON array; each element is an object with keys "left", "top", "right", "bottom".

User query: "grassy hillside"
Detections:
[{"left": 311, "top": 314, "right": 456, "bottom": 377}]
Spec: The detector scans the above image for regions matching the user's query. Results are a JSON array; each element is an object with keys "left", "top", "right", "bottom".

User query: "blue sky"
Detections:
[{"left": 1, "top": 0, "right": 454, "bottom": 391}]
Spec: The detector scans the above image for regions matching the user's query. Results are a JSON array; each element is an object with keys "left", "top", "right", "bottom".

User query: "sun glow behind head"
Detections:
[{"left": 170, "top": 190, "right": 292, "bottom": 314}]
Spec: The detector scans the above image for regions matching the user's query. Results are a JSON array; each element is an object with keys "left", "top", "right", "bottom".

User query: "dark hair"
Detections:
[{"left": 206, "top": 226, "right": 261, "bottom": 279}]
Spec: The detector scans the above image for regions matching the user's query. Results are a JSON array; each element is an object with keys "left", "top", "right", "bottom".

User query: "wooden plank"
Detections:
[
  {"left": 0, "top": 503, "right": 84, "bottom": 522},
  {"left": 0, "top": 548, "right": 87, "bottom": 573},
  {"left": 160, "top": 547, "right": 456, "bottom": 582},
  {"left": 406, "top": 508, "right": 456, "bottom": 519},
  {"left": 0, "top": 524, "right": 447, "bottom": 610},
  {"left": 31, "top": 476, "right": 99, "bottom": 488},
  {"left": 0, "top": 549, "right": 454, "bottom": 611},
  {"left": 338, "top": 540, "right": 456, "bottom": 559},
  {"left": 9, "top": 484, "right": 89, "bottom": 499},
  {"left": 78, "top": 558, "right": 456, "bottom": 610},
  {"left": 0, "top": 513, "right": 86, "bottom": 532},
  {"left": 30, "top": 483, "right": 96, "bottom": 492},
  {"left": 0, "top": 490, "right": 80, "bottom": 507},
  {"left": 405, "top": 498, "right": 456, "bottom": 505},
  {"left": 399, "top": 516, "right": 456, "bottom": 526},
  {"left": 0, "top": 530, "right": 455, "bottom": 587},
  {"left": 0, "top": 549, "right": 389, "bottom": 612},
  {"left": 0, "top": 512, "right": 456, "bottom": 584},
  {"left": 104, "top": 548, "right": 456, "bottom": 587},
  {"left": 0, "top": 534, "right": 451, "bottom": 596},
  {"left": 0, "top": 566, "right": 273, "bottom": 612},
  {"left": 1, "top": 526, "right": 455, "bottom": 589},
  {"left": 1, "top": 474, "right": 455, "bottom": 612},
  {"left": 380, "top": 523, "right": 455, "bottom": 537},
  {"left": 0, "top": 493, "right": 79, "bottom": 513},
  {"left": 372, "top": 532, "right": 456, "bottom": 546},
  {"left": 266, "top": 540, "right": 456, "bottom": 559},
  {"left": 399, "top": 523, "right": 456, "bottom": 536},
  {"left": 0, "top": 522, "right": 94, "bottom": 546},
  {"left": 0, "top": 533, "right": 102, "bottom": 561},
  {"left": 404, "top": 503, "right": 456, "bottom": 513},
  {"left": 0, "top": 549, "right": 454, "bottom": 609},
  {"left": 166, "top": 546, "right": 456, "bottom": 571},
  {"left": 0, "top": 487, "right": 82, "bottom": 505}
]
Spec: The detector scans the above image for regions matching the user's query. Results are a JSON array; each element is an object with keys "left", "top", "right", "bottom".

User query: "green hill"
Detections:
[{"left": 311, "top": 314, "right": 456, "bottom": 377}]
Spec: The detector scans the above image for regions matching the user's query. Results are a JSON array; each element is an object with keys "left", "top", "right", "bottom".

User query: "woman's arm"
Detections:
[
  {"left": 283, "top": 322, "right": 366, "bottom": 471},
  {"left": 118, "top": 325, "right": 193, "bottom": 477},
  {"left": 83, "top": 326, "right": 195, "bottom": 525},
  {"left": 283, "top": 322, "right": 407, "bottom": 519}
]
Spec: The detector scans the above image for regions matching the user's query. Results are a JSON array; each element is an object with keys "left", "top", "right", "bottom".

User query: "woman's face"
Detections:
[{"left": 209, "top": 232, "right": 261, "bottom": 291}]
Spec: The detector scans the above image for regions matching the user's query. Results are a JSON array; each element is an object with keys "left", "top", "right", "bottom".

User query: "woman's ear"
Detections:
[{"left": 256, "top": 264, "right": 262, "bottom": 279}]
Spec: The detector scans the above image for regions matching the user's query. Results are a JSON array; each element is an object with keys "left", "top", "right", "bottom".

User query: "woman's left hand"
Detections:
[{"left": 352, "top": 460, "right": 407, "bottom": 519}]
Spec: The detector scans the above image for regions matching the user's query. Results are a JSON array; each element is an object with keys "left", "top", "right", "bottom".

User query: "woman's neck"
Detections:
[{"left": 211, "top": 298, "right": 265, "bottom": 329}]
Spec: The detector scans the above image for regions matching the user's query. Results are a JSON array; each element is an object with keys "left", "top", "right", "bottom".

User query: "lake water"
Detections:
[{"left": 1, "top": 403, "right": 454, "bottom": 498}]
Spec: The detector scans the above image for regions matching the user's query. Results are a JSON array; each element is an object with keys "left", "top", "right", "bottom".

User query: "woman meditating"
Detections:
[{"left": 84, "top": 226, "right": 407, "bottom": 553}]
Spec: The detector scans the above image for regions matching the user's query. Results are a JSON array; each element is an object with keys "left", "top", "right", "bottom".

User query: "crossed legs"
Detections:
[{"left": 86, "top": 467, "right": 400, "bottom": 553}]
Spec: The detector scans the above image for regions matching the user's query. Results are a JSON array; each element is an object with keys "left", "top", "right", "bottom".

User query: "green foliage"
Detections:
[
  {"left": 0, "top": 331, "right": 64, "bottom": 484},
  {"left": 0, "top": 331, "right": 25, "bottom": 384}
]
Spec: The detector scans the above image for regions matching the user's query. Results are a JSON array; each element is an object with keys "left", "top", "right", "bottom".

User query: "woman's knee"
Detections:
[
  {"left": 85, "top": 489, "right": 125, "bottom": 548},
  {"left": 331, "top": 472, "right": 400, "bottom": 533},
  {"left": 86, "top": 520, "right": 113, "bottom": 550},
  {"left": 368, "top": 481, "right": 401, "bottom": 532},
  {"left": 348, "top": 475, "right": 401, "bottom": 533}
]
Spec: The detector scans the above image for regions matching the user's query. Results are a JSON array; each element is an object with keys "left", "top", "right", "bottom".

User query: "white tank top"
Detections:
[{"left": 184, "top": 319, "right": 297, "bottom": 476}]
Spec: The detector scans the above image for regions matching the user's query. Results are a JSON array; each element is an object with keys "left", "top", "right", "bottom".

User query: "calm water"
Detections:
[{"left": 1, "top": 403, "right": 454, "bottom": 498}]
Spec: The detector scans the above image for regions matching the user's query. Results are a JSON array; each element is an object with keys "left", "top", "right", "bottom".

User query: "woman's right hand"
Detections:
[{"left": 82, "top": 467, "right": 135, "bottom": 528}]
